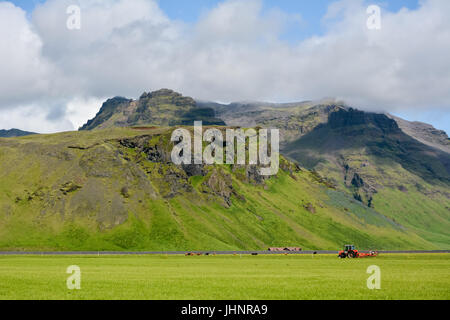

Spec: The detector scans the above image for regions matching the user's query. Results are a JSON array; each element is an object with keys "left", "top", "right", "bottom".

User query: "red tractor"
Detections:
[
  {"left": 338, "top": 244, "right": 378, "bottom": 258},
  {"left": 338, "top": 244, "right": 359, "bottom": 258}
]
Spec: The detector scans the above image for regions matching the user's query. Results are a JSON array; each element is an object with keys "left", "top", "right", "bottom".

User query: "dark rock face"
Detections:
[
  {"left": 159, "top": 166, "right": 192, "bottom": 199},
  {"left": 117, "top": 134, "right": 193, "bottom": 199},
  {"left": 117, "top": 135, "right": 150, "bottom": 149},
  {"left": 182, "top": 164, "right": 206, "bottom": 177},
  {"left": 351, "top": 173, "right": 364, "bottom": 188},
  {"left": 246, "top": 165, "right": 268, "bottom": 184},
  {"left": 328, "top": 108, "right": 400, "bottom": 134},
  {"left": 118, "top": 135, "right": 170, "bottom": 163},
  {"left": 229, "top": 164, "right": 270, "bottom": 185},
  {"left": 353, "top": 192, "right": 363, "bottom": 202}
]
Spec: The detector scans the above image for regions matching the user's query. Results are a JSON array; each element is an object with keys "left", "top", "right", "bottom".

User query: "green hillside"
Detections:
[
  {"left": 0, "top": 127, "right": 438, "bottom": 251},
  {"left": 1, "top": 90, "right": 449, "bottom": 251}
]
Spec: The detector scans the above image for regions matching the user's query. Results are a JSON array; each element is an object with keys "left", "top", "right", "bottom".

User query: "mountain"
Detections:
[
  {"left": 0, "top": 129, "right": 37, "bottom": 138},
  {"left": 1, "top": 89, "right": 448, "bottom": 250},
  {"left": 80, "top": 89, "right": 224, "bottom": 130},
  {"left": 0, "top": 127, "right": 437, "bottom": 251},
  {"left": 206, "top": 101, "right": 450, "bottom": 248},
  {"left": 80, "top": 90, "right": 450, "bottom": 248},
  {"left": 285, "top": 108, "right": 450, "bottom": 184}
]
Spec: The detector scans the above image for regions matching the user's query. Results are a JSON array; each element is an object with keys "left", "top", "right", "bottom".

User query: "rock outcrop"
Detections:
[{"left": 80, "top": 89, "right": 225, "bottom": 130}]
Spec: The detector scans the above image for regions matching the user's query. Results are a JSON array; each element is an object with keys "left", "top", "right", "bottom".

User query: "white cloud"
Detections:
[
  {"left": 66, "top": 96, "right": 106, "bottom": 130},
  {"left": 0, "top": 2, "right": 56, "bottom": 107},
  {"left": 0, "top": 104, "right": 73, "bottom": 133},
  {"left": 31, "top": 0, "right": 179, "bottom": 98},
  {"left": 0, "top": 0, "right": 449, "bottom": 133}
]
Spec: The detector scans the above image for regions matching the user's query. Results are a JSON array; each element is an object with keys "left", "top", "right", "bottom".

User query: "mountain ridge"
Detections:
[
  {"left": 81, "top": 89, "right": 449, "bottom": 154},
  {"left": 0, "top": 129, "right": 37, "bottom": 138},
  {"left": 1, "top": 89, "right": 447, "bottom": 250}
]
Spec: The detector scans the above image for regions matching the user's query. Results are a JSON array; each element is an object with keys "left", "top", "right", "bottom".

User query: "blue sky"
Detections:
[
  {"left": 12, "top": 0, "right": 420, "bottom": 32},
  {"left": 5, "top": 0, "right": 425, "bottom": 51},
  {"left": 158, "top": 0, "right": 419, "bottom": 37},
  {"left": 2, "top": 0, "right": 449, "bottom": 134},
  {"left": 5, "top": 0, "right": 423, "bottom": 55}
]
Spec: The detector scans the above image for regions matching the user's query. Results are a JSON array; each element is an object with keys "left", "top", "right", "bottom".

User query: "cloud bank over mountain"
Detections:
[{"left": 0, "top": 0, "right": 449, "bottom": 132}]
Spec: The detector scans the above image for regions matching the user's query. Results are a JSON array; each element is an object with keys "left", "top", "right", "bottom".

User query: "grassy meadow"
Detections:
[{"left": 0, "top": 253, "right": 448, "bottom": 300}]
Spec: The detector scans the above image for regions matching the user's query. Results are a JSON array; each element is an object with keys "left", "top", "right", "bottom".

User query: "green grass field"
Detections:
[{"left": 0, "top": 253, "right": 448, "bottom": 300}]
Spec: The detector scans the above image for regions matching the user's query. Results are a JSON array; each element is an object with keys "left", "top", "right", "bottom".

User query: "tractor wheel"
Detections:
[
  {"left": 348, "top": 251, "right": 356, "bottom": 258},
  {"left": 339, "top": 253, "right": 347, "bottom": 259}
]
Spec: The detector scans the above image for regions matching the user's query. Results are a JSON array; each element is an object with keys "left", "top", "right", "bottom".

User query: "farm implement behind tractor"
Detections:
[{"left": 338, "top": 245, "right": 378, "bottom": 258}]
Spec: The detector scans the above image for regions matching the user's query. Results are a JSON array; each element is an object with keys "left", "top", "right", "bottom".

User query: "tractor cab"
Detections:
[{"left": 344, "top": 245, "right": 355, "bottom": 252}]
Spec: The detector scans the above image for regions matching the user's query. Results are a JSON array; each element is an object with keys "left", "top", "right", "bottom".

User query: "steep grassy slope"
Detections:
[{"left": 0, "top": 127, "right": 437, "bottom": 251}]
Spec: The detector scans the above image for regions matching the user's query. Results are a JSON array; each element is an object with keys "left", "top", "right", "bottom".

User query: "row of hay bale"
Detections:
[{"left": 267, "top": 247, "right": 302, "bottom": 252}]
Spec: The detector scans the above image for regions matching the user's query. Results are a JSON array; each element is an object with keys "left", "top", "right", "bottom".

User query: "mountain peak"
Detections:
[
  {"left": 140, "top": 88, "right": 182, "bottom": 99},
  {"left": 138, "top": 88, "right": 196, "bottom": 108},
  {"left": 80, "top": 89, "right": 224, "bottom": 130},
  {"left": 0, "top": 128, "right": 37, "bottom": 138}
]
